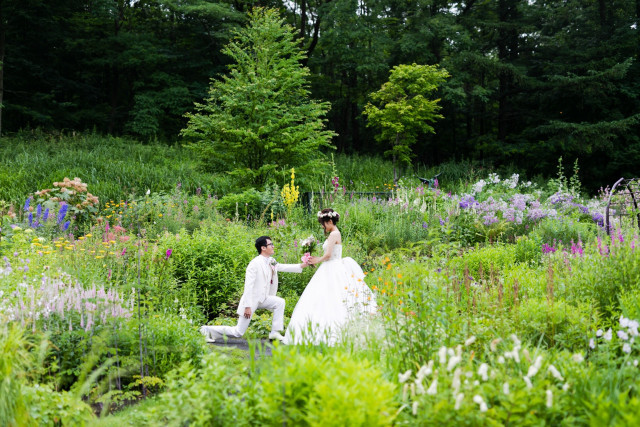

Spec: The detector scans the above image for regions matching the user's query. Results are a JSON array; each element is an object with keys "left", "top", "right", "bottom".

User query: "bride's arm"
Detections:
[{"left": 309, "top": 231, "right": 339, "bottom": 264}]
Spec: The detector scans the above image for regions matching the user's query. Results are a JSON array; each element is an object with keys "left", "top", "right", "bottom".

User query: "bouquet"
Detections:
[{"left": 300, "top": 235, "right": 318, "bottom": 264}]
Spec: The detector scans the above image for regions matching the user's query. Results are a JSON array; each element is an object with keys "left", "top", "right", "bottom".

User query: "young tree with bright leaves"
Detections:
[
  {"left": 363, "top": 63, "right": 449, "bottom": 185},
  {"left": 181, "top": 7, "right": 335, "bottom": 187}
]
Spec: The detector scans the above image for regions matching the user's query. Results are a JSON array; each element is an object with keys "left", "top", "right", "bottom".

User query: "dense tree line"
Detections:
[{"left": 2, "top": 0, "right": 639, "bottom": 189}]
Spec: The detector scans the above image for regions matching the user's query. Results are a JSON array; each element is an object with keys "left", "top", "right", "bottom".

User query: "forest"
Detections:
[{"left": 2, "top": 0, "right": 639, "bottom": 190}]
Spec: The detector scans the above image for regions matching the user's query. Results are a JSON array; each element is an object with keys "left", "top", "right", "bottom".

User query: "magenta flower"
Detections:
[{"left": 165, "top": 249, "right": 173, "bottom": 260}]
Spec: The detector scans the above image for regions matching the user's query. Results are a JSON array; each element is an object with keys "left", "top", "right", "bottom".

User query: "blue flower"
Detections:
[
  {"left": 43, "top": 208, "right": 49, "bottom": 221},
  {"left": 57, "top": 203, "right": 69, "bottom": 224},
  {"left": 23, "top": 197, "right": 31, "bottom": 212},
  {"left": 63, "top": 221, "right": 70, "bottom": 231},
  {"left": 28, "top": 212, "right": 33, "bottom": 227},
  {"left": 36, "top": 204, "right": 42, "bottom": 219}
]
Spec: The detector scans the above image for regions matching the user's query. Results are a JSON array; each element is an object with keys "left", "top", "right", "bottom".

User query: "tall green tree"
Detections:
[
  {"left": 181, "top": 7, "right": 335, "bottom": 186},
  {"left": 363, "top": 63, "right": 449, "bottom": 185}
]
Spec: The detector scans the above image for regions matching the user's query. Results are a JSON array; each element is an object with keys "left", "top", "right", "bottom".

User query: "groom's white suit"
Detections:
[{"left": 200, "top": 254, "right": 303, "bottom": 341}]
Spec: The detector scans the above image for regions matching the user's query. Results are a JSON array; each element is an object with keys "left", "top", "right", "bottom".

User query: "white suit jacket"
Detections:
[{"left": 236, "top": 256, "right": 302, "bottom": 315}]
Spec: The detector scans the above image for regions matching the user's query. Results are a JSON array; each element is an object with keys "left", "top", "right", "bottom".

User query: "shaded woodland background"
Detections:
[{"left": 1, "top": 0, "right": 639, "bottom": 191}]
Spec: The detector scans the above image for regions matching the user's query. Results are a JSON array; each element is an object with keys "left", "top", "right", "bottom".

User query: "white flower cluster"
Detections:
[
  {"left": 300, "top": 235, "right": 317, "bottom": 247},
  {"left": 317, "top": 210, "right": 339, "bottom": 219},
  {"left": 591, "top": 315, "right": 639, "bottom": 354}
]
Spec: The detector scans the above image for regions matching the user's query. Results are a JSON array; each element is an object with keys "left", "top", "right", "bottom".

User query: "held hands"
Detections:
[
  {"left": 307, "top": 256, "right": 322, "bottom": 265},
  {"left": 244, "top": 307, "right": 251, "bottom": 319}
]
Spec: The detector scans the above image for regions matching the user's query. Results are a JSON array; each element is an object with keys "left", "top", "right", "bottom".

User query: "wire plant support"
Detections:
[{"left": 605, "top": 178, "right": 640, "bottom": 235}]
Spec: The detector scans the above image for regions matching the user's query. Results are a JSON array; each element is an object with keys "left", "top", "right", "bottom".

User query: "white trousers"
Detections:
[{"left": 200, "top": 296, "right": 285, "bottom": 341}]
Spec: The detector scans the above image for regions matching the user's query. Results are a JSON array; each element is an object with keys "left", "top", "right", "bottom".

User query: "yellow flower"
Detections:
[
  {"left": 95, "top": 256, "right": 104, "bottom": 259},
  {"left": 86, "top": 233, "right": 93, "bottom": 237},
  {"left": 65, "top": 246, "right": 74, "bottom": 250},
  {"left": 159, "top": 214, "right": 163, "bottom": 218},
  {"left": 397, "top": 273, "right": 403, "bottom": 278}
]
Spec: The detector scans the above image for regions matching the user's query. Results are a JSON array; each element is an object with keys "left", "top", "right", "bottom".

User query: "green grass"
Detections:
[{"left": 0, "top": 131, "right": 231, "bottom": 204}]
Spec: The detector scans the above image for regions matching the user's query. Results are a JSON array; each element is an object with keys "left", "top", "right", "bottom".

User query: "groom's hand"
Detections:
[{"left": 244, "top": 307, "right": 252, "bottom": 319}]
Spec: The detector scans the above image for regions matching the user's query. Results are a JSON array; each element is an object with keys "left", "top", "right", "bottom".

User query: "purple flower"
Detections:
[
  {"left": 43, "top": 208, "right": 49, "bottom": 221},
  {"left": 165, "top": 249, "right": 173, "bottom": 260},
  {"left": 459, "top": 195, "right": 478, "bottom": 209},
  {"left": 591, "top": 212, "right": 604, "bottom": 227},
  {"left": 23, "top": 197, "right": 31, "bottom": 212},
  {"left": 36, "top": 204, "right": 42, "bottom": 218},
  {"left": 482, "top": 213, "right": 499, "bottom": 226},
  {"left": 28, "top": 212, "right": 34, "bottom": 227},
  {"left": 121, "top": 248, "right": 127, "bottom": 256},
  {"left": 57, "top": 203, "right": 69, "bottom": 224},
  {"left": 542, "top": 243, "right": 556, "bottom": 254},
  {"left": 422, "top": 221, "right": 428, "bottom": 229}
]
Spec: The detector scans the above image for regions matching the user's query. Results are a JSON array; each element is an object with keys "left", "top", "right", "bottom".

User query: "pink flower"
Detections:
[
  {"left": 165, "top": 249, "right": 172, "bottom": 260},
  {"left": 301, "top": 252, "right": 311, "bottom": 264}
]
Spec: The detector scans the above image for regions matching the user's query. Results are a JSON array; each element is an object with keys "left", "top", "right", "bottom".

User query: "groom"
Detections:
[{"left": 199, "top": 236, "right": 307, "bottom": 343}]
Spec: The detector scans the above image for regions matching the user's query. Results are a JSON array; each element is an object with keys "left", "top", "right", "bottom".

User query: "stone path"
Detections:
[{"left": 210, "top": 338, "right": 274, "bottom": 357}]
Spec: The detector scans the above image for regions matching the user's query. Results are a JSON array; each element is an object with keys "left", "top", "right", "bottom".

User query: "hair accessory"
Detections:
[{"left": 317, "top": 210, "right": 338, "bottom": 218}]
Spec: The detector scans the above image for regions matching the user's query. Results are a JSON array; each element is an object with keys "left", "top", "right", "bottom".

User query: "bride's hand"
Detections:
[{"left": 308, "top": 256, "right": 321, "bottom": 265}]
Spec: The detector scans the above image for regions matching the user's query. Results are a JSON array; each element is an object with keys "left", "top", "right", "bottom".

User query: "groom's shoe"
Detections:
[
  {"left": 199, "top": 326, "right": 216, "bottom": 343},
  {"left": 268, "top": 331, "right": 285, "bottom": 342}
]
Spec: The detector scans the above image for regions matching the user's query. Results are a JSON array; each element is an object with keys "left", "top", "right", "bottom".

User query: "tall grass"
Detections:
[{"left": 0, "top": 131, "right": 232, "bottom": 204}]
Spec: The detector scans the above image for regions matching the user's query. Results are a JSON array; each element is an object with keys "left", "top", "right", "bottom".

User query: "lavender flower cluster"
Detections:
[{"left": 0, "top": 268, "right": 132, "bottom": 332}]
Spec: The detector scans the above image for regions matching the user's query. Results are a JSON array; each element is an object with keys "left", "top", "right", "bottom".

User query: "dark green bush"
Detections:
[
  {"left": 217, "top": 188, "right": 265, "bottom": 220},
  {"left": 167, "top": 221, "right": 257, "bottom": 319}
]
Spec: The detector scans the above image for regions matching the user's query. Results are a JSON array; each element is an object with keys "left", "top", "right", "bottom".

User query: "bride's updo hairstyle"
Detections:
[{"left": 317, "top": 208, "right": 340, "bottom": 224}]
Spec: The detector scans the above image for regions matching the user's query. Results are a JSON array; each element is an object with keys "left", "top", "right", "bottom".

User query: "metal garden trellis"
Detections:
[{"left": 605, "top": 178, "right": 640, "bottom": 235}]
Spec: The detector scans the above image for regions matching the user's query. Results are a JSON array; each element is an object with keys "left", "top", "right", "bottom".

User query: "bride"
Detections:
[{"left": 283, "top": 208, "right": 377, "bottom": 345}]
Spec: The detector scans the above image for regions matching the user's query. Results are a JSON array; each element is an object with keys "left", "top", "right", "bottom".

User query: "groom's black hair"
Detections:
[{"left": 255, "top": 236, "right": 271, "bottom": 254}]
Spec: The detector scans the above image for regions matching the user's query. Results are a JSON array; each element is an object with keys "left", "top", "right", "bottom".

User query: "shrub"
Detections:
[
  {"left": 0, "top": 323, "right": 94, "bottom": 425},
  {"left": 217, "top": 189, "right": 265, "bottom": 221},
  {"left": 255, "top": 347, "right": 397, "bottom": 426},
  {"left": 530, "top": 217, "right": 598, "bottom": 247},
  {"left": 513, "top": 298, "right": 599, "bottom": 350},
  {"left": 448, "top": 244, "right": 516, "bottom": 280},
  {"left": 167, "top": 221, "right": 257, "bottom": 319},
  {"left": 128, "top": 352, "right": 255, "bottom": 426}
]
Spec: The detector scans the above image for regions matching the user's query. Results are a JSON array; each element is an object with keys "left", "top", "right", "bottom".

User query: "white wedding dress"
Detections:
[{"left": 283, "top": 241, "right": 377, "bottom": 345}]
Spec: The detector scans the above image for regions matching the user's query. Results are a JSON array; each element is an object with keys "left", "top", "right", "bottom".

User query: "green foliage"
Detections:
[
  {"left": 364, "top": 63, "right": 449, "bottom": 183},
  {"left": 0, "top": 133, "right": 225, "bottom": 204},
  {"left": 181, "top": 7, "right": 335, "bottom": 187},
  {"left": 167, "top": 221, "right": 257, "bottom": 319},
  {"left": 255, "top": 347, "right": 397, "bottom": 426},
  {"left": 530, "top": 217, "right": 598, "bottom": 246},
  {"left": 217, "top": 189, "right": 264, "bottom": 221},
  {"left": 0, "top": 323, "right": 94, "bottom": 426},
  {"left": 514, "top": 234, "right": 543, "bottom": 265},
  {"left": 449, "top": 244, "right": 517, "bottom": 280},
  {"left": 514, "top": 298, "right": 598, "bottom": 350},
  {"left": 128, "top": 352, "right": 255, "bottom": 426}
]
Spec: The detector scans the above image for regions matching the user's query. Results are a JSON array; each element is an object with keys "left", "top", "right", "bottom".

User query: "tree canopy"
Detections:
[
  {"left": 2, "top": 0, "right": 640, "bottom": 190},
  {"left": 364, "top": 63, "right": 449, "bottom": 184},
  {"left": 180, "top": 7, "right": 335, "bottom": 186}
]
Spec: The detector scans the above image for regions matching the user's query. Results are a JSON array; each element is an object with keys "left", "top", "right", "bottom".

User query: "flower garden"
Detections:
[{"left": 1, "top": 137, "right": 640, "bottom": 426}]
